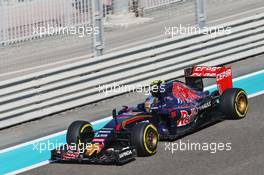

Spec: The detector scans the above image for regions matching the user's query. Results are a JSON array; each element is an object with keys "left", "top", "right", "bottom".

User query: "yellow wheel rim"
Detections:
[
  {"left": 79, "top": 124, "right": 93, "bottom": 144},
  {"left": 235, "top": 91, "right": 248, "bottom": 118},
  {"left": 143, "top": 124, "right": 158, "bottom": 154}
]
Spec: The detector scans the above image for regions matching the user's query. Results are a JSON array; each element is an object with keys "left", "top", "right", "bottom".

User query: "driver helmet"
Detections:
[
  {"left": 144, "top": 80, "right": 165, "bottom": 112},
  {"left": 149, "top": 80, "right": 165, "bottom": 97}
]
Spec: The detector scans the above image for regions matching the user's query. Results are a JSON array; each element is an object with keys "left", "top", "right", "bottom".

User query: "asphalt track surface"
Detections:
[
  {"left": 22, "top": 95, "right": 264, "bottom": 175},
  {"left": 0, "top": 0, "right": 264, "bottom": 79},
  {"left": 0, "top": 55, "right": 263, "bottom": 175}
]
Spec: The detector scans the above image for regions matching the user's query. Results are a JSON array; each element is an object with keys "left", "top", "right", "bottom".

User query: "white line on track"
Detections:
[
  {"left": 233, "top": 69, "right": 264, "bottom": 81},
  {"left": 248, "top": 90, "right": 264, "bottom": 98},
  {"left": 5, "top": 161, "right": 50, "bottom": 175},
  {"left": 204, "top": 69, "right": 264, "bottom": 91},
  {"left": 0, "top": 116, "right": 112, "bottom": 154}
]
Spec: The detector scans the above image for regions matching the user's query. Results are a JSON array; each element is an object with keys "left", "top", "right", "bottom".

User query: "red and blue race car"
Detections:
[{"left": 51, "top": 66, "right": 249, "bottom": 164}]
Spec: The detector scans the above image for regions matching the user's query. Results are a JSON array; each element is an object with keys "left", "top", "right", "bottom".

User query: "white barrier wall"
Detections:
[{"left": 0, "top": 0, "right": 93, "bottom": 45}]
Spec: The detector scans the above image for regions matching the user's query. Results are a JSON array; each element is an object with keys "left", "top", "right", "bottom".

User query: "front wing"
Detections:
[{"left": 51, "top": 145, "right": 136, "bottom": 165}]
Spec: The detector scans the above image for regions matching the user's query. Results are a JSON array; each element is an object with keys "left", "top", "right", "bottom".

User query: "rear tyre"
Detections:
[
  {"left": 220, "top": 88, "right": 248, "bottom": 119},
  {"left": 131, "top": 122, "right": 159, "bottom": 157},
  {"left": 66, "top": 120, "right": 94, "bottom": 145}
]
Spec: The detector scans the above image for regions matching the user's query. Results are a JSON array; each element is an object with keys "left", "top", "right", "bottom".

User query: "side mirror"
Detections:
[{"left": 112, "top": 109, "right": 117, "bottom": 118}]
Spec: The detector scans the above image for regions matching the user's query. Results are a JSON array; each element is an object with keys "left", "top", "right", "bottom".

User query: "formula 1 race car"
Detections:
[{"left": 51, "top": 66, "right": 249, "bottom": 165}]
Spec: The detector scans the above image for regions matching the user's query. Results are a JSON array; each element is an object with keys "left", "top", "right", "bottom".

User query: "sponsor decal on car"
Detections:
[
  {"left": 194, "top": 66, "right": 221, "bottom": 72},
  {"left": 98, "top": 134, "right": 108, "bottom": 137},
  {"left": 101, "top": 128, "right": 114, "bottom": 130},
  {"left": 198, "top": 101, "right": 212, "bottom": 110},
  {"left": 216, "top": 68, "right": 232, "bottom": 81},
  {"left": 177, "top": 110, "right": 191, "bottom": 127},
  {"left": 99, "top": 130, "right": 112, "bottom": 134},
  {"left": 119, "top": 150, "right": 133, "bottom": 159},
  {"left": 92, "top": 138, "right": 105, "bottom": 142}
]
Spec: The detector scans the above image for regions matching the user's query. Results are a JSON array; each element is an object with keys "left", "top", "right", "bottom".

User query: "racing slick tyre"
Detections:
[
  {"left": 220, "top": 88, "right": 248, "bottom": 119},
  {"left": 66, "top": 120, "right": 94, "bottom": 145},
  {"left": 131, "top": 122, "right": 159, "bottom": 157}
]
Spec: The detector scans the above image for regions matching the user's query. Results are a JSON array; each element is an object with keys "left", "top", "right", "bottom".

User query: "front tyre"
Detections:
[
  {"left": 220, "top": 88, "right": 248, "bottom": 119},
  {"left": 66, "top": 120, "right": 94, "bottom": 145},
  {"left": 131, "top": 122, "right": 159, "bottom": 157}
]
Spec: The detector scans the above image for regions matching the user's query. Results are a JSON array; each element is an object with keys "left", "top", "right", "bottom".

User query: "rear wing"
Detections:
[{"left": 184, "top": 66, "right": 233, "bottom": 94}]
